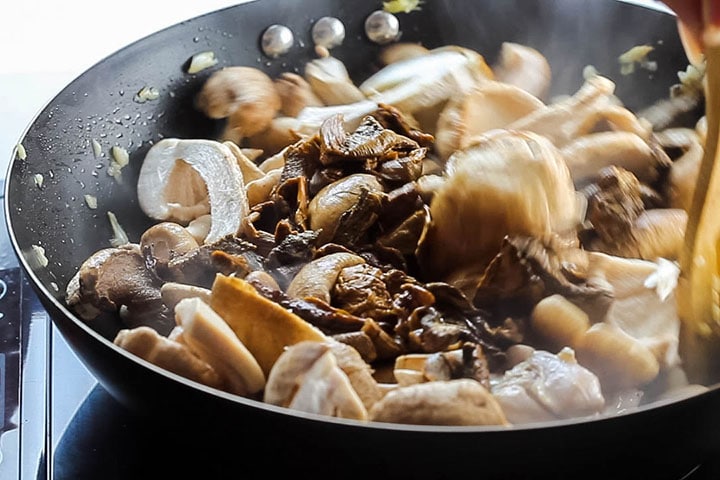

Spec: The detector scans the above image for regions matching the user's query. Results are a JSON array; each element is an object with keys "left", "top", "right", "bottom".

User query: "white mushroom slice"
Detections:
[
  {"left": 246, "top": 168, "right": 282, "bottom": 207},
  {"left": 304, "top": 56, "right": 366, "bottom": 105},
  {"left": 491, "top": 348, "right": 604, "bottom": 424},
  {"left": 185, "top": 215, "right": 212, "bottom": 244},
  {"left": 369, "top": 379, "right": 508, "bottom": 426},
  {"left": 586, "top": 252, "right": 681, "bottom": 370},
  {"left": 560, "top": 131, "right": 660, "bottom": 186},
  {"left": 246, "top": 117, "right": 305, "bottom": 156},
  {"left": 574, "top": 104, "right": 653, "bottom": 140},
  {"left": 264, "top": 341, "right": 368, "bottom": 420},
  {"left": 378, "top": 42, "right": 430, "bottom": 66},
  {"left": 175, "top": 297, "right": 265, "bottom": 397},
  {"left": 286, "top": 252, "right": 365, "bottom": 302},
  {"left": 137, "top": 138, "right": 248, "bottom": 244},
  {"left": 434, "top": 81, "right": 545, "bottom": 161},
  {"left": 491, "top": 42, "right": 552, "bottom": 100},
  {"left": 223, "top": 141, "right": 265, "bottom": 184},
  {"left": 417, "top": 130, "right": 584, "bottom": 279},
  {"left": 507, "top": 74, "right": 616, "bottom": 147},
  {"left": 160, "top": 282, "right": 211, "bottom": 311}
]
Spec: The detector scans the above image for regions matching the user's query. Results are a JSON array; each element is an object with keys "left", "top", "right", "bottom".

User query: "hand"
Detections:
[{"left": 663, "top": 0, "right": 719, "bottom": 64}]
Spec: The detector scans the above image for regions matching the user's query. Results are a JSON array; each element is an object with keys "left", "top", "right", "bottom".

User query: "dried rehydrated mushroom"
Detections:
[
  {"left": 264, "top": 341, "right": 368, "bottom": 420},
  {"left": 434, "top": 80, "right": 544, "bottom": 161},
  {"left": 195, "top": 66, "right": 281, "bottom": 138},
  {"left": 417, "top": 130, "right": 585, "bottom": 281},
  {"left": 491, "top": 348, "right": 605, "bottom": 424},
  {"left": 66, "top": 244, "right": 172, "bottom": 333},
  {"left": 114, "top": 326, "right": 223, "bottom": 389},
  {"left": 491, "top": 42, "right": 552, "bottom": 100},
  {"left": 368, "top": 378, "right": 508, "bottom": 426},
  {"left": 393, "top": 342, "right": 490, "bottom": 388},
  {"left": 137, "top": 139, "right": 249, "bottom": 244}
]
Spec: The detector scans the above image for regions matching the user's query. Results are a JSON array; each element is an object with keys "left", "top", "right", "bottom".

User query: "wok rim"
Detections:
[{"left": 3, "top": 0, "right": 714, "bottom": 435}]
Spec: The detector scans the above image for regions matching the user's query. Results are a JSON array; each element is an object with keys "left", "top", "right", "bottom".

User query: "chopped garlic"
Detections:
[
  {"left": 644, "top": 258, "right": 680, "bottom": 302},
  {"left": 108, "top": 146, "right": 130, "bottom": 181},
  {"left": 30, "top": 245, "right": 49, "bottom": 268},
  {"left": 619, "top": 45, "right": 654, "bottom": 75},
  {"left": 107, "top": 211, "right": 129, "bottom": 247},
  {"left": 33, "top": 173, "right": 44, "bottom": 188},
  {"left": 84, "top": 194, "right": 98, "bottom": 209},
  {"left": 91, "top": 139, "right": 102, "bottom": 158},
  {"left": 188, "top": 51, "right": 218, "bottom": 74},
  {"left": 383, "top": 0, "right": 423, "bottom": 13},
  {"left": 16, "top": 143, "right": 27, "bottom": 160},
  {"left": 134, "top": 86, "right": 160, "bottom": 103}
]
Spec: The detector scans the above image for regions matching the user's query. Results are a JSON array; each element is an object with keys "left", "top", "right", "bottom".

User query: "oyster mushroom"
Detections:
[
  {"left": 304, "top": 55, "right": 366, "bottom": 105},
  {"left": 491, "top": 348, "right": 605, "bottom": 424},
  {"left": 264, "top": 340, "right": 368, "bottom": 420},
  {"left": 174, "top": 297, "right": 265, "bottom": 397},
  {"left": 368, "top": 378, "right": 508, "bottom": 426},
  {"left": 195, "top": 66, "right": 281, "bottom": 139},
  {"left": 417, "top": 130, "right": 584, "bottom": 280},
  {"left": 507, "top": 74, "right": 616, "bottom": 147},
  {"left": 286, "top": 252, "right": 366, "bottom": 303},
  {"left": 491, "top": 42, "right": 552, "bottom": 100},
  {"left": 434, "top": 81, "right": 545, "bottom": 161},
  {"left": 137, "top": 139, "right": 249, "bottom": 245},
  {"left": 307, "top": 173, "right": 384, "bottom": 244}
]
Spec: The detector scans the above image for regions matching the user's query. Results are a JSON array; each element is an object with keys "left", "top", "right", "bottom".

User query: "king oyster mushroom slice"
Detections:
[
  {"left": 507, "top": 74, "right": 616, "bottom": 147},
  {"left": 264, "top": 341, "right": 368, "bottom": 420},
  {"left": 491, "top": 42, "right": 552, "bottom": 100},
  {"left": 304, "top": 55, "right": 366, "bottom": 105},
  {"left": 368, "top": 378, "right": 508, "bottom": 426},
  {"left": 137, "top": 138, "right": 249, "bottom": 245},
  {"left": 417, "top": 129, "right": 585, "bottom": 280},
  {"left": 174, "top": 297, "right": 265, "bottom": 397},
  {"left": 490, "top": 348, "right": 605, "bottom": 425},
  {"left": 434, "top": 80, "right": 545, "bottom": 161}
]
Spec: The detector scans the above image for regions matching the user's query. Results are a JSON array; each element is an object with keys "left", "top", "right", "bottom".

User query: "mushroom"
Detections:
[
  {"left": 307, "top": 173, "right": 384, "bottom": 244},
  {"left": 304, "top": 55, "right": 366, "bottom": 105},
  {"left": 160, "top": 282, "right": 211, "bottom": 312},
  {"left": 223, "top": 141, "right": 265, "bottom": 184},
  {"left": 114, "top": 326, "right": 223, "bottom": 389},
  {"left": 490, "top": 348, "right": 605, "bottom": 424},
  {"left": 195, "top": 66, "right": 281, "bottom": 139},
  {"left": 491, "top": 42, "right": 552, "bottom": 100},
  {"left": 286, "top": 252, "right": 366, "bottom": 303},
  {"left": 434, "top": 80, "right": 545, "bottom": 161},
  {"left": 246, "top": 168, "right": 282, "bottom": 207},
  {"left": 662, "top": 126, "right": 704, "bottom": 211},
  {"left": 65, "top": 244, "right": 172, "bottom": 333},
  {"left": 560, "top": 131, "right": 668, "bottom": 186},
  {"left": 174, "top": 297, "right": 265, "bottom": 397},
  {"left": 137, "top": 138, "right": 249, "bottom": 244},
  {"left": 209, "top": 274, "right": 328, "bottom": 376},
  {"left": 368, "top": 378, "right": 508, "bottom": 426},
  {"left": 378, "top": 42, "right": 430, "bottom": 66},
  {"left": 264, "top": 340, "right": 368, "bottom": 420},
  {"left": 246, "top": 117, "right": 305, "bottom": 157},
  {"left": 140, "top": 222, "right": 199, "bottom": 270},
  {"left": 507, "top": 74, "right": 616, "bottom": 147},
  {"left": 417, "top": 130, "right": 585, "bottom": 280},
  {"left": 274, "top": 72, "right": 323, "bottom": 117}
]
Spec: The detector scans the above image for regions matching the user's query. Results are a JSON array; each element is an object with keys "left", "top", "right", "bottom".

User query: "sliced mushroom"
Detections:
[
  {"left": 223, "top": 141, "right": 265, "bottom": 184},
  {"left": 264, "top": 341, "right": 368, "bottom": 420},
  {"left": 160, "top": 282, "right": 211, "bottom": 311},
  {"left": 246, "top": 168, "right": 282, "bottom": 207},
  {"left": 491, "top": 348, "right": 605, "bottom": 424},
  {"left": 246, "top": 117, "right": 305, "bottom": 157},
  {"left": 114, "top": 326, "right": 223, "bottom": 389},
  {"left": 491, "top": 42, "right": 552, "bottom": 100},
  {"left": 665, "top": 129, "right": 704, "bottom": 211},
  {"left": 195, "top": 66, "right": 280, "bottom": 138},
  {"left": 368, "top": 378, "right": 508, "bottom": 426},
  {"left": 286, "top": 252, "right": 366, "bottom": 303},
  {"left": 140, "top": 222, "right": 199, "bottom": 269},
  {"left": 174, "top": 297, "right": 265, "bottom": 396},
  {"left": 327, "top": 341, "right": 384, "bottom": 410},
  {"left": 304, "top": 56, "right": 366, "bottom": 105},
  {"left": 137, "top": 138, "right": 249, "bottom": 244},
  {"left": 434, "top": 81, "right": 544, "bottom": 161}
]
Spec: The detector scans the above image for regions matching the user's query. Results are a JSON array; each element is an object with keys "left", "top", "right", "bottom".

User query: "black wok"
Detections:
[{"left": 5, "top": 0, "right": 718, "bottom": 478}]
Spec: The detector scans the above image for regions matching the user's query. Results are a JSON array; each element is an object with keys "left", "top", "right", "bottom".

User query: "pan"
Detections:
[{"left": 5, "top": 0, "right": 718, "bottom": 478}]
